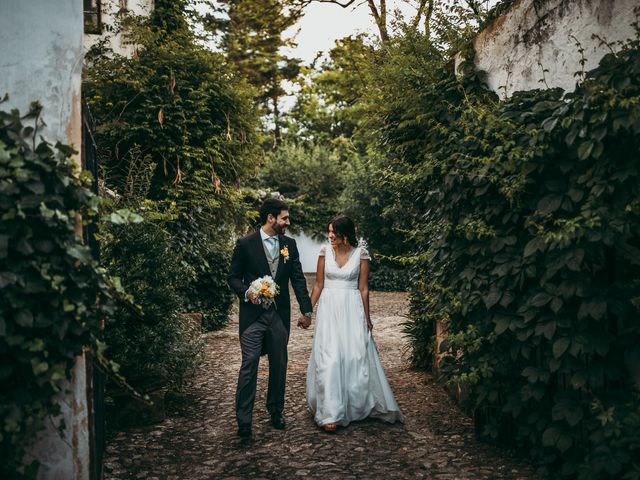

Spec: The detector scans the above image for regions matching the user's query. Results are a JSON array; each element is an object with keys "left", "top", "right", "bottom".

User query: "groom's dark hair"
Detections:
[{"left": 259, "top": 198, "right": 289, "bottom": 224}]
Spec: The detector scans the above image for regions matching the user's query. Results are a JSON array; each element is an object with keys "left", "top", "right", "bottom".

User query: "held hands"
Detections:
[{"left": 297, "top": 314, "right": 312, "bottom": 329}]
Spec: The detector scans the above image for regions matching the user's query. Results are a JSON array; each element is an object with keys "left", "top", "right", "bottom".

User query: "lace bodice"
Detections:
[{"left": 319, "top": 244, "right": 370, "bottom": 289}]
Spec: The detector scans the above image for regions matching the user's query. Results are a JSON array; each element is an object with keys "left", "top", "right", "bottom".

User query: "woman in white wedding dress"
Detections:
[{"left": 306, "top": 215, "right": 405, "bottom": 432}]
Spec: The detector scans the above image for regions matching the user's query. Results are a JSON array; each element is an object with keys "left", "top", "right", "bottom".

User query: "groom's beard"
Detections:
[{"left": 274, "top": 224, "right": 286, "bottom": 235}]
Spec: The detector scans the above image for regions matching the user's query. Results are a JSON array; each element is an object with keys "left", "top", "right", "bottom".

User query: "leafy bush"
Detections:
[
  {"left": 368, "top": 262, "right": 411, "bottom": 292},
  {"left": 101, "top": 209, "right": 203, "bottom": 391},
  {"left": 84, "top": 0, "right": 258, "bottom": 334},
  {"left": 386, "top": 35, "right": 640, "bottom": 477},
  {"left": 339, "top": 152, "right": 412, "bottom": 291},
  {"left": 258, "top": 142, "right": 346, "bottom": 238},
  {"left": 0, "top": 104, "right": 125, "bottom": 478},
  {"left": 168, "top": 210, "right": 235, "bottom": 331},
  {"left": 83, "top": 0, "right": 260, "bottom": 206}
]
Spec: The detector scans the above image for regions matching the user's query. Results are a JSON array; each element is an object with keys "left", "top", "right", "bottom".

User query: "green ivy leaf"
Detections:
[
  {"left": 524, "top": 237, "right": 545, "bottom": 257},
  {"left": 14, "top": 310, "right": 34, "bottom": 327},
  {"left": 577, "top": 140, "right": 594, "bottom": 160},
  {"left": 542, "top": 116, "right": 558, "bottom": 132},
  {"left": 553, "top": 337, "right": 571, "bottom": 358},
  {"left": 542, "top": 320, "right": 557, "bottom": 339},
  {"left": 550, "top": 297, "right": 563, "bottom": 314},
  {"left": 484, "top": 287, "right": 502, "bottom": 309},
  {"left": 537, "top": 194, "right": 563, "bottom": 214},
  {"left": 30, "top": 359, "right": 49, "bottom": 375},
  {"left": 494, "top": 315, "right": 511, "bottom": 334},
  {"left": 531, "top": 292, "right": 552, "bottom": 307}
]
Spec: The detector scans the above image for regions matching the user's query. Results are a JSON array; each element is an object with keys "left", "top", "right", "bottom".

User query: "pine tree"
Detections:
[{"left": 205, "top": 0, "right": 302, "bottom": 147}]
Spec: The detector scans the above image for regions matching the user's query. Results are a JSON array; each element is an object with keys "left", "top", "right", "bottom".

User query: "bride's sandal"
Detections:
[{"left": 323, "top": 423, "right": 337, "bottom": 432}]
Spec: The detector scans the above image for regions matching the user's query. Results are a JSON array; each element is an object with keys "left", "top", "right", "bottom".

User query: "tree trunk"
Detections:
[
  {"left": 272, "top": 93, "right": 281, "bottom": 149},
  {"left": 366, "top": 0, "right": 389, "bottom": 42}
]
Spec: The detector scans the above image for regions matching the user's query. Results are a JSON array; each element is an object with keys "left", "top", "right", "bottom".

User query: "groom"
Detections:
[{"left": 227, "top": 198, "right": 313, "bottom": 438}]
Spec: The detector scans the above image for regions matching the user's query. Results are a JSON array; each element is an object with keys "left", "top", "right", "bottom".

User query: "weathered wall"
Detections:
[
  {"left": 0, "top": 0, "right": 84, "bottom": 151},
  {"left": 27, "top": 357, "right": 91, "bottom": 480},
  {"left": 457, "top": 0, "right": 638, "bottom": 97},
  {"left": 0, "top": 1, "right": 91, "bottom": 478},
  {"left": 83, "top": 0, "right": 154, "bottom": 57}
]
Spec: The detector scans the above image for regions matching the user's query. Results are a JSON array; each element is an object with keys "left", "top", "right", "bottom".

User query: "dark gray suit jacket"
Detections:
[{"left": 227, "top": 231, "right": 312, "bottom": 338}]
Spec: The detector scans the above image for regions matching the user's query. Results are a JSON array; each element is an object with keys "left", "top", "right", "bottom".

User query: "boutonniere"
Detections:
[{"left": 280, "top": 246, "right": 290, "bottom": 263}]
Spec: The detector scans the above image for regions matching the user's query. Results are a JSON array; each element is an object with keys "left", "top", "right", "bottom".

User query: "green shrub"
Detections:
[
  {"left": 102, "top": 213, "right": 203, "bottom": 391},
  {"left": 0, "top": 104, "right": 125, "bottom": 478},
  {"left": 84, "top": 0, "right": 257, "bottom": 335},
  {"left": 168, "top": 210, "right": 235, "bottom": 331},
  {"left": 377, "top": 32, "right": 640, "bottom": 478},
  {"left": 258, "top": 142, "right": 346, "bottom": 238},
  {"left": 368, "top": 262, "right": 411, "bottom": 292},
  {"left": 83, "top": 1, "right": 260, "bottom": 206}
]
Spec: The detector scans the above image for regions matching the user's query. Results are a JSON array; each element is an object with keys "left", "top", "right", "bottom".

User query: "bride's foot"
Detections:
[{"left": 323, "top": 423, "right": 337, "bottom": 432}]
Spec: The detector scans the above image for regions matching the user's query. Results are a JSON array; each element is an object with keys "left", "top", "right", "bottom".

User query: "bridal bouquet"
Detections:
[{"left": 248, "top": 275, "right": 280, "bottom": 309}]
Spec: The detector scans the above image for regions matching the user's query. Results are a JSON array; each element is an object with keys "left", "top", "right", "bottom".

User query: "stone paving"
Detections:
[{"left": 104, "top": 280, "right": 539, "bottom": 479}]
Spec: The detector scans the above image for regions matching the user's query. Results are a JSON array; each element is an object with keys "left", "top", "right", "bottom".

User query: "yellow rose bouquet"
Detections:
[{"left": 248, "top": 275, "right": 280, "bottom": 309}]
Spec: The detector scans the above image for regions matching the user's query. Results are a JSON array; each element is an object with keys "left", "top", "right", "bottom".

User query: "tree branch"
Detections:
[
  {"left": 293, "top": 0, "right": 359, "bottom": 7},
  {"left": 366, "top": 0, "right": 388, "bottom": 41},
  {"left": 424, "top": 0, "right": 435, "bottom": 38},
  {"left": 412, "top": 0, "right": 427, "bottom": 29},
  {"left": 293, "top": 0, "right": 388, "bottom": 42}
]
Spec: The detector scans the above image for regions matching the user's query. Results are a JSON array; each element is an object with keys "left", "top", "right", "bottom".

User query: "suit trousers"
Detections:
[{"left": 236, "top": 307, "right": 289, "bottom": 427}]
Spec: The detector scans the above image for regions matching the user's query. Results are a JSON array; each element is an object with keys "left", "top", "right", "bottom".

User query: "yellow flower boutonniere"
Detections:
[{"left": 280, "top": 246, "right": 290, "bottom": 263}]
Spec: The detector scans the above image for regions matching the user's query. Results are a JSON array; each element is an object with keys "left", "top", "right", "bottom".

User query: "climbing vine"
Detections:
[
  {"left": 0, "top": 103, "right": 136, "bottom": 478},
  {"left": 381, "top": 33, "right": 640, "bottom": 478}
]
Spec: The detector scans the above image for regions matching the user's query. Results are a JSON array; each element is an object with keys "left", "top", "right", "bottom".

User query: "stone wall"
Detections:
[
  {"left": 457, "top": 0, "right": 638, "bottom": 97},
  {"left": 0, "top": 1, "right": 91, "bottom": 478}
]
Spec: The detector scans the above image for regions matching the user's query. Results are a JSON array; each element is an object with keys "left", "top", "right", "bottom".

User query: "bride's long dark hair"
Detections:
[{"left": 329, "top": 215, "right": 357, "bottom": 247}]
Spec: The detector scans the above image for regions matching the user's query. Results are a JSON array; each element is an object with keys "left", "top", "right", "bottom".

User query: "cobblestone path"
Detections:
[{"left": 104, "top": 282, "right": 539, "bottom": 479}]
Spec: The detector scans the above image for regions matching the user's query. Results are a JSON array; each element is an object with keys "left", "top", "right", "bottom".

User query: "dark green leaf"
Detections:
[
  {"left": 577, "top": 140, "right": 594, "bottom": 160},
  {"left": 537, "top": 194, "right": 563, "bottom": 214},
  {"left": 553, "top": 338, "right": 571, "bottom": 358},
  {"left": 531, "top": 292, "right": 552, "bottom": 307}
]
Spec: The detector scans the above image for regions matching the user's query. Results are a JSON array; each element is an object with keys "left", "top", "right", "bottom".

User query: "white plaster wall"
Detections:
[
  {"left": 83, "top": 0, "right": 154, "bottom": 57},
  {"left": 287, "top": 232, "right": 325, "bottom": 273},
  {"left": 457, "top": 0, "right": 638, "bottom": 97},
  {"left": 27, "top": 356, "right": 91, "bottom": 480},
  {"left": 1, "top": 0, "right": 84, "bottom": 151},
  {"left": 0, "top": 1, "right": 90, "bottom": 478}
]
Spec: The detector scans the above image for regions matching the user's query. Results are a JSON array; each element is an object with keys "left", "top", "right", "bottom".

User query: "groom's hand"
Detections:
[
  {"left": 297, "top": 314, "right": 311, "bottom": 329},
  {"left": 246, "top": 290, "right": 259, "bottom": 305}
]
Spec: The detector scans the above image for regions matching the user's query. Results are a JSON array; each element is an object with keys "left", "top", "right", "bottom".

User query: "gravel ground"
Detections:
[{"left": 104, "top": 276, "right": 539, "bottom": 479}]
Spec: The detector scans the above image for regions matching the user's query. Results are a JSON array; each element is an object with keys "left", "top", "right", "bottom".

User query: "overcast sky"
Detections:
[{"left": 283, "top": 1, "right": 419, "bottom": 65}]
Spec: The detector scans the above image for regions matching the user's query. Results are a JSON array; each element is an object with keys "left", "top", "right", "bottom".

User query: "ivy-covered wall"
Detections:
[
  {"left": 0, "top": 1, "right": 93, "bottom": 478},
  {"left": 460, "top": 0, "right": 639, "bottom": 97},
  {"left": 398, "top": 36, "right": 640, "bottom": 478}
]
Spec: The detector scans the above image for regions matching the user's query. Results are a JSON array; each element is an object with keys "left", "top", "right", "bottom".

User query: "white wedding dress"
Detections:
[{"left": 306, "top": 243, "right": 405, "bottom": 427}]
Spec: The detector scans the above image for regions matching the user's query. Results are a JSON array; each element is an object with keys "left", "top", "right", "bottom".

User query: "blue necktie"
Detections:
[{"left": 266, "top": 236, "right": 278, "bottom": 258}]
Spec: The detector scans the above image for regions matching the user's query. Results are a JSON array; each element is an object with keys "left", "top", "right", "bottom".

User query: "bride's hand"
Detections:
[{"left": 367, "top": 319, "right": 373, "bottom": 331}]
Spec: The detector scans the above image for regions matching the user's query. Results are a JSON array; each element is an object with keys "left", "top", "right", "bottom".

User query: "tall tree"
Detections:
[
  {"left": 205, "top": 0, "right": 302, "bottom": 147},
  {"left": 286, "top": 34, "right": 374, "bottom": 145}
]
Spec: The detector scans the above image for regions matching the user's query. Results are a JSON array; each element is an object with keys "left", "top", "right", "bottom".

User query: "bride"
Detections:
[{"left": 303, "top": 215, "right": 405, "bottom": 432}]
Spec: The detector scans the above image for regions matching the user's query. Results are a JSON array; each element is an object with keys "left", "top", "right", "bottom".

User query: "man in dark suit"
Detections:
[{"left": 228, "top": 198, "right": 313, "bottom": 438}]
